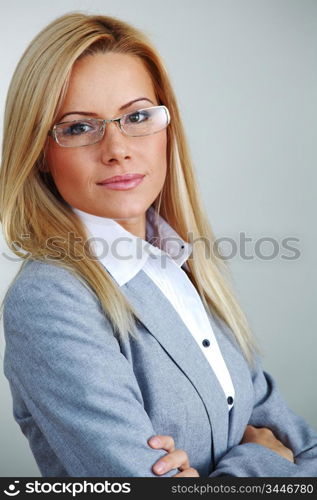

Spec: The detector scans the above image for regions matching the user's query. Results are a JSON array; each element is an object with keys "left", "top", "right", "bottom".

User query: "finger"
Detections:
[
  {"left": 242, "top": 425, "right": 261, "bottom": 439},
  {"left": 245, "top": 425, "right": 273, "bottom": 435},
  {"left": 152, "top": 449, "right": 189, "bottom": 475},
  {"left": 243, "top": 425, "right": 256, "bottom": 434},
  {"left": 148, "top": 435, "right": 175, "bottom": 453},
  {"left": 173, "top": 467, "right": 200, "bottom": 477}
]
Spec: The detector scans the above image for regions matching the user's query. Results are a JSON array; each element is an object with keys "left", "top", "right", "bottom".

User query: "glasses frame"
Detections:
[{"left": 48, "top": 105, "right": 171, "bottom": 147}]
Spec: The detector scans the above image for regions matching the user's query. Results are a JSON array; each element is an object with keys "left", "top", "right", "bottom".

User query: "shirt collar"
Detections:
[{"left": 71, "top": 205, "right": 192, "bottom": 286}]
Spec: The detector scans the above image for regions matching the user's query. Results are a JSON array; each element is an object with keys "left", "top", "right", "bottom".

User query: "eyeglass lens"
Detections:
[{"left": 53, "top": 106, "right": 169, "bottom": 147}]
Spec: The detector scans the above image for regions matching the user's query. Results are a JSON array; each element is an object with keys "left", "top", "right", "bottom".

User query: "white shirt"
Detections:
[{"left": 71, "top": 204, "right": 235, "bottom": 410}]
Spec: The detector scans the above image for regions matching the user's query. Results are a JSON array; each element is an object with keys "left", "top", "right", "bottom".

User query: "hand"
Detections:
[
  {"left": 148, "top": 435, "right": 200, "bottom": 477},
  {"left": 241, "top": 425, "right": 295, "bottom": 463}
]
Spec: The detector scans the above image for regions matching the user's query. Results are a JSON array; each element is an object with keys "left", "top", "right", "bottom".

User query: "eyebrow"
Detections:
[{"left": 59, "top": 97, "right": 154, "bottom": 121}]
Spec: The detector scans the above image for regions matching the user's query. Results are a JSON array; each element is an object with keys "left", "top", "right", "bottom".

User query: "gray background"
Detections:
[{"left": 0, "top": 0, "right": 316, "bottom": 476}]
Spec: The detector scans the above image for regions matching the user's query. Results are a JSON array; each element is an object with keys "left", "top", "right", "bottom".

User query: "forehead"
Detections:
[{"left": 60, "top": 52, "right": 156, "bottom": 114}]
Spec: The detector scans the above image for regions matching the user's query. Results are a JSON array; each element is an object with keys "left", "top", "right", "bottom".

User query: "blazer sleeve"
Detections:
[
  {"left": 3, "top": 264, "right": 179, "bottom": 477},
  {"left": 209, "top": 354, "right": 317, "bottom": 477}
]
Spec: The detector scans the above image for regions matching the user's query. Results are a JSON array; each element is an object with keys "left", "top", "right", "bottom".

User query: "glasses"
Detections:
[{"left": 48, "top": 105, "right": 170, "bottom": 147}]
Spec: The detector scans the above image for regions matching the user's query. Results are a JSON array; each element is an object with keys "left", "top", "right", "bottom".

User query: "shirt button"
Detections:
[
  {"left": 227, "top": 396, "right": 234, "bottom": 405},
  {"left": 202, "top": 339, "right": 210, "bottom": 347}
]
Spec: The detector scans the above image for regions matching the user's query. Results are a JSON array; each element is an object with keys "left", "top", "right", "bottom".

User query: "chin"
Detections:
[{"left": 106, "top": 201, "right": 152, "bottom": 220}]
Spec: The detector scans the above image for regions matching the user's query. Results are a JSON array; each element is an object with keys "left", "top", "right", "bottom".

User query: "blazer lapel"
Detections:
[{"left": 121, "top": 269, "right": 230, "bottom": 464}]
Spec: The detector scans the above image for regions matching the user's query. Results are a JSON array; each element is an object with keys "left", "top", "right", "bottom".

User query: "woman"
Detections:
[{"left": 0, "top": 12, "right": 316, "bottom": 478}]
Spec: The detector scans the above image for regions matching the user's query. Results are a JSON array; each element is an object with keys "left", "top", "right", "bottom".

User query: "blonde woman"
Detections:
[{"left": 0, "top": 13, "right": 316, "bottom": 478}]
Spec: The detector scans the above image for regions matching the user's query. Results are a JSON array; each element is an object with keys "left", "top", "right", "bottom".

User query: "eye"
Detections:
[
  {"left": 126, "top": 110, "right": 150, "bottom": 124},
  {"left": 62, "top": 121, "right": 96, "bottom": 136}
]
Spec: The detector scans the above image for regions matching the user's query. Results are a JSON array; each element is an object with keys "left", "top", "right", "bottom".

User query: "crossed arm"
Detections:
[
  {"left": 149, "top": 424, "right": 296, "bottom": 477},
  {"left": 208, "top": 361, "right": 317, "bottom": 477},
  {"left": 151, "top": 358, "right": 317, "bottom": 477}
]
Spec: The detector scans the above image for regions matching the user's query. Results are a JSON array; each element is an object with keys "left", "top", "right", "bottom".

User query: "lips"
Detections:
[{"left": 97, "top": 173, "right": 145, "bottom": 185}]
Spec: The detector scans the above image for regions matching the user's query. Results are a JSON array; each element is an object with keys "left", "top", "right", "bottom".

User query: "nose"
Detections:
[{"left": 99, "top": 120, "right": 131, "bottom": 165}]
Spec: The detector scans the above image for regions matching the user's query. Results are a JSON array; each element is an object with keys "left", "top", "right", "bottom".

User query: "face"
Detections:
[{"left": 45, "top": 52, "right": 168, "bottom": 238}]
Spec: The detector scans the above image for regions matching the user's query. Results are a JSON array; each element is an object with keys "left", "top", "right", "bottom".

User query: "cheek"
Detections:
[
  {"left": 147, "top": 133, "right": 168, "bottom": 181},
  {"left": 46, "top": 146, "right": 90, "bottom": 189}
]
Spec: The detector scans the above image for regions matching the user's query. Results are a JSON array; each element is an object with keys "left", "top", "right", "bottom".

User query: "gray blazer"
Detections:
[{"left": 3, "top": 259, "right": 317, "bottom": 477}]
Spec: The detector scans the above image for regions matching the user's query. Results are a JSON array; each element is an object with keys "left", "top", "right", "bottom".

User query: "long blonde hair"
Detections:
[{"left": 0, "top": 12, "right": 260, "bottom": 366}]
